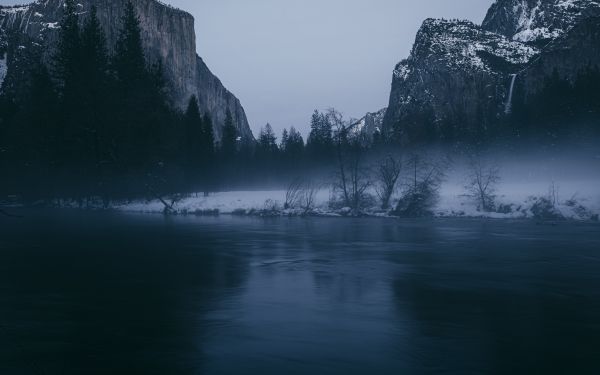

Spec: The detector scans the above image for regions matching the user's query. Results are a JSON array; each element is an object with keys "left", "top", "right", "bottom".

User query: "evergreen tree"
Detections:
[
  {"left": 202, "top": 112, "right": 215, "bottom": 159},
  {"left": 80, "top": 6, "right": 110, "bottom": 172},
  {"left": 81, "top": 6, "right": 109, "bottom": 79},
  {"left": 307, "top": 110, "right": 333, "bottom": 160},
  {"left": 284, "top": 126, "right": 305, "bottom": 164},
  {"left": 55, "top": 0, "right": 81, "bottom": 87},
  {"left": 221, "top": 109, "right": 238, "bottom": 158},
  {"left": 111, "top": 1, "right": 165, "bottom": 170},
  {"left": 257, "top": 123, "right": 278, "bottom": 158},
  {"left": 200, "top": 112, "right": 216, "bottom": 192},
  {"left": 55, "top": 0, "right": 89, "bottom": 198},
  {"left": 184, "top": 95, "right": 204, "bottom": 176},
  {"left": 280, "top": 128, "right": 289, "bottom": 152},
  {"left": 113, "top": 1, "right": 146, "bottom": 86}
]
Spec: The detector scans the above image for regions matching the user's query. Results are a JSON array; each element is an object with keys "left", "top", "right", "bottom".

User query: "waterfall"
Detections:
[{"left": 504, "top": 74, "right": 517, "bottom": 114}]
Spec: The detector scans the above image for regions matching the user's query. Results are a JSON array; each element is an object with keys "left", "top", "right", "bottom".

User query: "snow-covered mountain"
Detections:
[
  {"left": 0, "top": 0, "right": 254, "bottom": 143},
  {"left": 482, "top": 0, "right": 600, "bottom": 43},
  {"left": 382, "top": 0, "right": 600, "bottom": 144}
]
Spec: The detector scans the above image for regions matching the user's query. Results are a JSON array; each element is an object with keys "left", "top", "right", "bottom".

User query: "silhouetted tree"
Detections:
[
  {"left": 307, "top": 110, "right": 333, "bottom": 161},
  {"left": 220, "top": 109, "right": 238, "bottom": 158}
]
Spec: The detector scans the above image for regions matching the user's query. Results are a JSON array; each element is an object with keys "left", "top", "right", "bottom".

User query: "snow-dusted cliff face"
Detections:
[
  {"left": 0, "top": 0, "right": 253, "bottom": 142},
  {"left": 382, "top": 0, "right": 600, "bottom": 144},
  {"left": 349, "top": 108, "right": 386, "bottom": 141},
  {"left": 482, "top": 0, "right": 600, "bottom": 43}
]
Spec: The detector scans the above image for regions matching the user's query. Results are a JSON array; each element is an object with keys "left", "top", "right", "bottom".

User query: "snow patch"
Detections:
[
  {"left": 393, "top": 63, "right": 411, "bottom": 81},
  {"left": 513, "top": 27, "right": 562, "bottom": 42},
  {"left": 0, "top": 5, "right": 30, "bottom": 15},
  {"left": 43, "top": 22, "right": 60, "bottom": 29}
]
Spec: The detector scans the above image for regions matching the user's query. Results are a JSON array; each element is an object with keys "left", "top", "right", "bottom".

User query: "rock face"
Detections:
[
  {"left": 382, "top": 0, "right": 600, "bottom": 144},
  {"left": 349, "top": 108, "right": 386, "bottom": 141},
  {"left": 0, "top": 0, "right": 254, "bottom": 142}
]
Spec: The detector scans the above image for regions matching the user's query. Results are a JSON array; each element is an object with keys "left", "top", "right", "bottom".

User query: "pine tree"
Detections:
[
  {"left": 111, "top": 1, "right": 165, "bottom": 170},
  {"left": 55, "top": 0, "right": 87, "bottom": 196},
  {"left": 80, "top": 6, "right": 110, "bottom": 169},
  {"left": 55, "top": 0, "right": 81, "bottom": 87},
  {"left": 183, "top": 95, "right": 203, "bottom": 188},
  {"left": 280, "top": 128, "right": 289, "bottom": 152},
  {"left": 201, "top": 112, "right": 216, "bottom": 193},
  {"left": 286, "top": 127, "right": 305, "bottom": 158},
  {"left": 185, "top": 96, "right": 203, "bottom": 157},
  {"left": 257, "top": 123, "right": 278, "bottom": 157},
  {"left": 307, "top": 110, "right": 333, "bottom": 161},
  {"left": 221, "top": 109, "right": 238, "bottom": 158},
  {"left": 113, "top": 1, "right": 146, "bottom": 86},
  {"left": 81, "top": 6, "right": 108, "bottom": 80},
  {"left": 202, "top": 112, "right": 215, "bottom": 160}
]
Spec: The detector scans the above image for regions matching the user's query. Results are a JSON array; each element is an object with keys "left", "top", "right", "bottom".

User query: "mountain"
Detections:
[
  {"left": 348, "top": 108, "right": 386, "bottom": 141},
  {"left": 482, "top": 0, "right": 600, "bottom": 43},
  {"left": 382, "top": 0, "right": 600, "bottom": 144},
  {"left": 0, "top": 0, "right": 253, "bottom": 143}
]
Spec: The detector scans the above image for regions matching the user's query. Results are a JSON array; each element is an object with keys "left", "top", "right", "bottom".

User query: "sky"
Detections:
[{"left": 1, "top": 0, "right": 493, "bottom": 137}]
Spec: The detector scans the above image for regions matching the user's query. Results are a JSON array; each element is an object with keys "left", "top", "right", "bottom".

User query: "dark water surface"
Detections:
[{"left": 1, "top": 210, "right": 600, "bottom": 374}]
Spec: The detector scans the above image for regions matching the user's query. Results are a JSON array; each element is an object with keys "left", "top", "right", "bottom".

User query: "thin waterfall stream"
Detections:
[{"left": 505, "top": 73, "right": 517, "bottom": 114}]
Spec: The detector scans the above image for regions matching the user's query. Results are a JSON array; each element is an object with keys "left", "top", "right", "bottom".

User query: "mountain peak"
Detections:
[{"left": 482, "top": 0, "right": 600, "bottom": 43}]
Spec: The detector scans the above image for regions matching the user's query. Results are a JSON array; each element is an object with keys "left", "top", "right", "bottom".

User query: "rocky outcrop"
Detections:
[
  {"left": 382, "top": 0, "right": 600, "bottom": 144},
  {"left": 0, "top": 0, "right": 253, "bottom": 142},
  {"left": 349, "top": 108, "right": 386, "bottom": 141}
]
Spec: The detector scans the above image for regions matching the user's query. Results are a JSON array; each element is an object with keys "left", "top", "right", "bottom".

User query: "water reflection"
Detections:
[
  {"left": 1, "top": 213, "right": 599, "bottom": 374},
  {"left": 0, "top": 211, "right": 250, "bottom": 374}
]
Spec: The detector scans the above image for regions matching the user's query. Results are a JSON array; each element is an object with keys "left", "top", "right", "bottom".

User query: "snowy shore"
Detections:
[{"left": 112, "top": 183, "right": 600, "bottom": 221}]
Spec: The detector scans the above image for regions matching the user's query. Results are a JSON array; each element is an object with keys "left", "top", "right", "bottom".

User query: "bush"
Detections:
[
  {"left": 530, "top": 197, "right": 564, "bottom": 221},
  {"left": 496, "top": 203, "right": 514, "bottom": 214},
  {"left": 392, "top": 155, "right": 446, "bottom": 218},
  {"left": 393, "top": 181, "right": 439, "bottom": 217}
]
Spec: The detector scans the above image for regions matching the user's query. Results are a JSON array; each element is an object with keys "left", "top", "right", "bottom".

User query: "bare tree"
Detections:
[
  {"left": 329, "top": 108, "right": 372, "bottom": 213},
  {"left": 466, "top": 157, "right": 500, "bottom": 212},
  {"left": 284, "top": 178, "right": 304, "bottom": 209},
  {"left": 375, "top": 155, "right": 402, "bottom": 210},
  {"left": 300, "top": 180, "right": 320, "bottom": 214}
]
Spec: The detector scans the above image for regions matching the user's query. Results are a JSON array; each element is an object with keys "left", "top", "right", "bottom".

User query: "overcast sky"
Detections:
[{"left": 1, "top": 0, "right": 493, "bottom": 136}]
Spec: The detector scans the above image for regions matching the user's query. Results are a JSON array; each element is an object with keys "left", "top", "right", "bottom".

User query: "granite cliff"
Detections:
[
  {"left": 0, "top": 0, "right": 253, "bottom": 142},
  {"left": 382, "top": 0, "right": 600, "bottom": 144}
]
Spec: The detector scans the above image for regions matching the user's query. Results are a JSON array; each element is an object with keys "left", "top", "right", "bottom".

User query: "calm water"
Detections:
[{"left": 1, "top": 211, "right": 600, "bottom": 374}]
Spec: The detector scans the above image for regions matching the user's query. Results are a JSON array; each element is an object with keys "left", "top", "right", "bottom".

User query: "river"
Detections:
[{"left": 1, "top": 210, "right": 599, "bottom": 374}]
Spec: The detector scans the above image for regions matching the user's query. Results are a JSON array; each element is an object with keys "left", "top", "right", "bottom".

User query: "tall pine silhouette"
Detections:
[{"left": 221, "top": 109, "right": 238, "bottom": 158}]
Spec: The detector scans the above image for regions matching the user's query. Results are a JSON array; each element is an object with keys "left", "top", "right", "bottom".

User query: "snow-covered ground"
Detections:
[{"left": 113, "top": 179, "right": 600, "bottom": 221}]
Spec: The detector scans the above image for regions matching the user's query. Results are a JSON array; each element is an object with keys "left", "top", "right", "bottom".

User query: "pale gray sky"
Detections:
[{"left": 1, "top": 0, "right": 493, "bottom": 136}]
